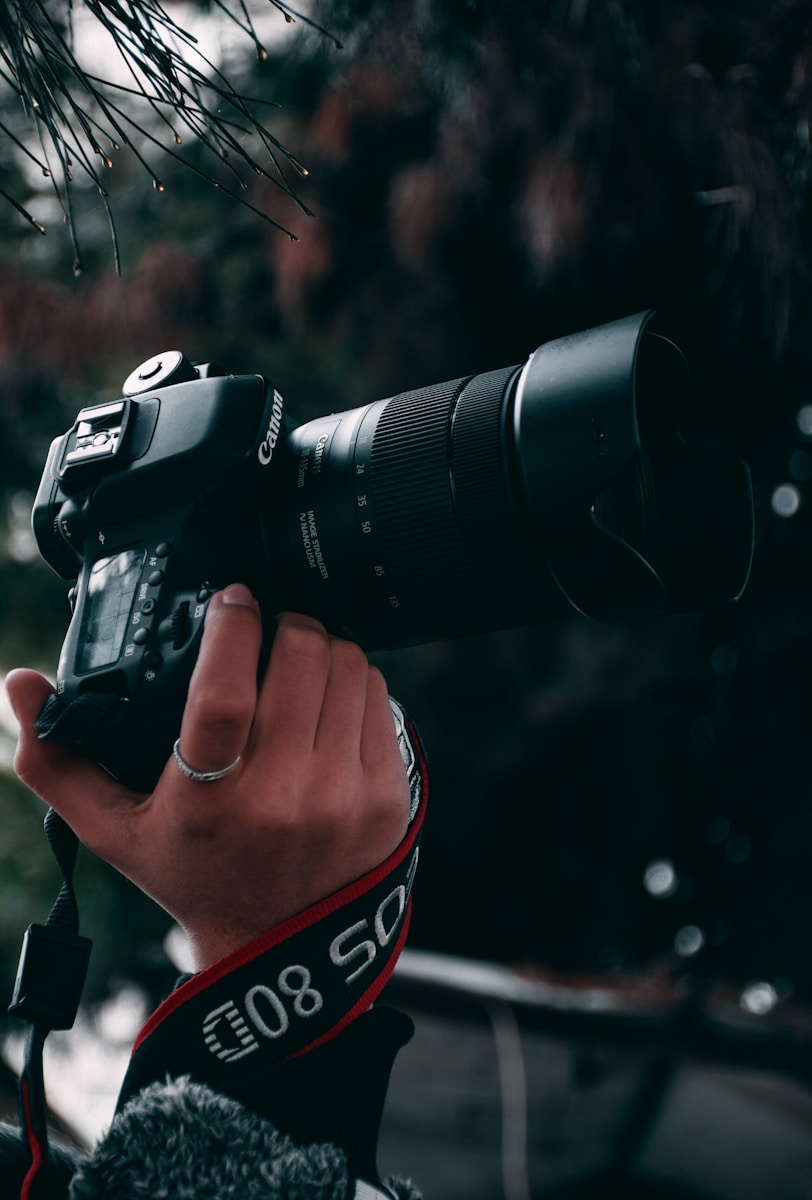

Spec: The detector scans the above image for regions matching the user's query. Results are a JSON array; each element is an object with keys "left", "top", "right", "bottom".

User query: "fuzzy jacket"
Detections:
[
  {"left": 1, "top": 985, "right": 423, "bottom": 1199},
  {"left": 1, "top": 1057, "right": 423, "bottom": 1199}
]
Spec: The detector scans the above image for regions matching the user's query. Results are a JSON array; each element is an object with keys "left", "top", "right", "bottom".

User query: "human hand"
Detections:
[{"left": 6, "top": 586, "right": 411, "bottom": 970}]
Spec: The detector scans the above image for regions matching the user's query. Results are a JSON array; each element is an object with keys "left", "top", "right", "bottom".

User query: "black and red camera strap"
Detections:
[
  {"left": 8, "top": 808, "right": 92, "bottom": 1200},
  {"left": 118, "top": 731, "right": 426, "bottom": 1106}
]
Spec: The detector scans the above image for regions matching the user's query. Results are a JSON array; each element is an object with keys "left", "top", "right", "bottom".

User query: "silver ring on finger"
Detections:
[{"left": 172, "top": 738, "right": 243, "bottom": 783}]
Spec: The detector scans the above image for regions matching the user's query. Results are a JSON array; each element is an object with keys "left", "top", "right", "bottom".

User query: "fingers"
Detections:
[
  {"left": 359, "top": 665, "right": 401, "bottom": 769},
  {"left": 5, "top": 667, "right": 55, "bottom": 743},
  {"left": 177, "top": 584, "right": 262, "bottom": 776},
  {"left": 317, "top": 637, "right": 375, "bottom": 758},
  {"left": 252, "top": 612, "right": 332, "bottom": 757},
  {"left": 252, "top": 613, "right": 381, "bottom": 764},
  {"left": 252, "top": 615, "right": 407, "bottom": 816}
]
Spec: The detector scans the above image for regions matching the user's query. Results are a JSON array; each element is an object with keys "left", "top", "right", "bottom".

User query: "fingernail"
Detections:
[{"left": 220, "top": 583, "right": 260, "bottom": 610}]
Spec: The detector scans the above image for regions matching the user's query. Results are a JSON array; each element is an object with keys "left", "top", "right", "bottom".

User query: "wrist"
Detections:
[
  {"left": 185, "top": 925, "right": 265, "bottom": 973},
  {"left": 119, "top": 774, "right": 425, "bottom": 1107}
]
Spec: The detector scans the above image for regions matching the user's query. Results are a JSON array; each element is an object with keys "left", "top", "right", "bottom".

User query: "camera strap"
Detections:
[
  {"left": 117, "top": 716, "right": 427, "bottom": 1109},
  {"left": 8, "top": 809, "right": 92, "bottom": 1200}
]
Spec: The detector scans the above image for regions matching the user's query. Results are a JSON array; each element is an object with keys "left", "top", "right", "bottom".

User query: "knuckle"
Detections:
[
  {"left": 369, "top": 793, "right": 410, "bottom": 849},
  {"left": 329, "top": 637, "right": 369, "bottom": 676},
  {"left": 275, "top": 614, "right": 331, "bottom": 663},
  {"left": 366, "top": 664, "right": 387, "bottom": 692},
  {"left": 13, "top": 739, "right": 60, "bottom": 798},
  {"left": 186, "top": 684, "right": 253, "bottom": 741},
  {"left": 12, "top": 747, "right": 37, "bottom": 793},
  {"left": 315, "top": 770, "right": 359, "bottom": 822},
  {"left": 364, "top": 761, "right": 410, "bottom": 818},
  {"left": 276, "top": 611, "right": 328, "bottom": 637}
]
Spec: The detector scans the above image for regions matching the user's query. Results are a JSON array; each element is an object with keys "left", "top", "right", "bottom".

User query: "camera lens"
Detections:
[
  {"left": 263, "top": 364, "right": 562, "bottom": 648},
  {"left": 591, "top": 447, "right": 658, "bottom": 562},
  {"left": 261, "top": 312, "right": 753, "bottom": 648}
]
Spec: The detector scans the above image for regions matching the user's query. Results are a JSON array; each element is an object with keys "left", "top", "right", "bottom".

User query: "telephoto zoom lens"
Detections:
[{"left": 261, "top": 312, "right": 753, "bottom": 650}]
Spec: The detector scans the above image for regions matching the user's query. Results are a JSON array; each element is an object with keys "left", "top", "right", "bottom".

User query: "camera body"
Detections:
[
  {"left": 33, "top": 352, "right": 284, "bottom": 787},
  {"left": 32, "top": 315, "right": 754, "bottom": 791}
]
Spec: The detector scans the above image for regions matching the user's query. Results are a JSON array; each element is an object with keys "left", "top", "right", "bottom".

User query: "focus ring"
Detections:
[
  {"left": 368, "top": 367, "right": 531, "bottom": 634},
  {"left": 451, "top": 365, "right": 521, "bottom": 567},
  {"left": 370, "top": 377, "right": 470, "bottom": 604}
]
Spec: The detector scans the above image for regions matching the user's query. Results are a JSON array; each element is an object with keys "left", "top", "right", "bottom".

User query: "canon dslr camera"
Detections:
[{"left": 32, "top": 311, "right": 753, "bottom": 791}]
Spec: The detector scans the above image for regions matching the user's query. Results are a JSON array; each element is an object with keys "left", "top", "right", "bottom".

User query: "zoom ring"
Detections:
[
  {"left": 370, "top": 377, "right": 475, "bottom": 626},
  {"left": 369, "top": 367, "right": 530, "bottom": 633}
]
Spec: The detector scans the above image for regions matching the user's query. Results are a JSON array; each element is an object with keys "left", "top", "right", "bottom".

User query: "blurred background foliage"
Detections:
[{"left": 1, "top": 0, "right": 812, "bottom": 1028}]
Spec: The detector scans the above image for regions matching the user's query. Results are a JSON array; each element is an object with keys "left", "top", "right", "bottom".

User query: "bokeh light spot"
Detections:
[
  {"left": 643, "top": 858, "right": 678, "bottom": 899},
  {"left": 771, "top": 483, "right": 801, "bottom": 517},
  {"left": 740, "top": 981, "right": 778, "bottom": 1016},
  {"left": 674, "top": 924, "right": 705, "bottom": 957}
]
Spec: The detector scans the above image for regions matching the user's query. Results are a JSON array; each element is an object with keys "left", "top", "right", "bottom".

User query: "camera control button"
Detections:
[
  {"left": 143, "top": 650, "right": 162, "bottom": 667},
  {"left": 148, "top": 569, "right": 165, "bottom": 586},
  {"left": 155, "top": 542, "right": 171, "bottom": 558},
  {"left": 56, "top": 498, "right": 87, "bottom": 545},
  {"left": 122, "top": 351, "right": 197, "bottom": 396},
  {"left": 197, "top": 586, "right": 213, "bottom": 603},
  {"left": 170, "top": 602, "right": 191, "bottom": 649},
  {"left": 141, "top": 599, "right": 156, "bottom": 614},
  {"left": 133, "top": 627, "right": 150, "bottom": 645}
]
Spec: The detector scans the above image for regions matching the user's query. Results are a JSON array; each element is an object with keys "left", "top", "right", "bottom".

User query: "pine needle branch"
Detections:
[{"left": 0, "top": 0, "right": 329, "bottom": 270}]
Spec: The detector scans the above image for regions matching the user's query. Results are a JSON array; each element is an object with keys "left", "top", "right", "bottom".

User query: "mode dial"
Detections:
[{"left": 122, "top": 351, "right": 197, "bottom": 396}]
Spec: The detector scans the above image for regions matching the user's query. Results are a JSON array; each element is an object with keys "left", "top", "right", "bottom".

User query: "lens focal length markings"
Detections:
[
  {"left": 272, "top": 367, "right": 558, "bottom": 649},
  {"left": 351, "top": 401, "right": 406, "bottom": 630}
]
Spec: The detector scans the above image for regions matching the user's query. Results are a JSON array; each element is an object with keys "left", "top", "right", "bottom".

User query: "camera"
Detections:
[{"left": 32, "top": 311, "right": 753, "bottom": 792}]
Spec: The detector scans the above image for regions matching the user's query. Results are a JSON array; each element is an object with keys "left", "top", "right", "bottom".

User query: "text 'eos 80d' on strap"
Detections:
[{"left": 117, "top": 723, "right": 427, "bottom": 1109}]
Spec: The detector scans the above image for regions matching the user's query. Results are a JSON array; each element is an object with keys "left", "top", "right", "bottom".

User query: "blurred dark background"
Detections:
[{"left": 1, "top": 0, "right": 812, "bottom": 1128}]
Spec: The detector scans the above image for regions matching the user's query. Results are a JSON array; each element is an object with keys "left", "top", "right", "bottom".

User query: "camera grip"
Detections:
[{"left": 35, "top": 689, "right": 179, "bottom": 793}]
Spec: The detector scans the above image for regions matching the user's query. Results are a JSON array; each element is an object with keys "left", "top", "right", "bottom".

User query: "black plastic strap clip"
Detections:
[
  {"left": 9, "top": 923, "right": 91, "bottom": 1031},
  {"left": 7, "top": 809, "right": 93, "bottom": 1197}
]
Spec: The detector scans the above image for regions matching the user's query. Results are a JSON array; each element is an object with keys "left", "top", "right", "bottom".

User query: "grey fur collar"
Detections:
[
  {"left": 67, "top": 1077, "right": 422, "bottom": 1200},
  {"left": 1, "top": 1078, "right": 422, "bottom": 1199}
]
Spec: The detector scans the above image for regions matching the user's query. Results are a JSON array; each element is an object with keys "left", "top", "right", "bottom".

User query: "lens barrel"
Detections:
[
  {"left": 265, "top": 364, "right": 566, "bottom": 648},
  {"left": 262, "top": 312, "right": 753, "bottom": 648}
]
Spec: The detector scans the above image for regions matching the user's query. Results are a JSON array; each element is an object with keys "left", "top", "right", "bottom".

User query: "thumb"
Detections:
[
  {"left": 6, "top": 666, "right": 68, "bottom": 797},
  {"left": 5, "top": 668, "right": 128, "bottom": 838},
  {"left": 6, "top": 668, "right": 55, "bottom": 743}
]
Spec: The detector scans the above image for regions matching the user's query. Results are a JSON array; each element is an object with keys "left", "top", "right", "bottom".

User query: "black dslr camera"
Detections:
[{"left": 32, "top": 311, "right": 753, "bottom": 792}]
